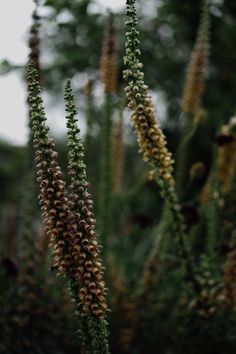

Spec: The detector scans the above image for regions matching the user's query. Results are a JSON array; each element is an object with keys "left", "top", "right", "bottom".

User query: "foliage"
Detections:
[{"left": 1, "top": 0, "right": 236, "bottom": 353}]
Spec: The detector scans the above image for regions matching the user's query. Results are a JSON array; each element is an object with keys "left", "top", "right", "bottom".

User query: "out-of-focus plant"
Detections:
[{"left": 99, "top": 14, "right": 118, "bottom": 252}]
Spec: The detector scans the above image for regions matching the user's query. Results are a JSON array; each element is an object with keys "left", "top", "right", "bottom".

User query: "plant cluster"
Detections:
[{"left": 1, "top": 0, "right": 236, "bottom": 354}]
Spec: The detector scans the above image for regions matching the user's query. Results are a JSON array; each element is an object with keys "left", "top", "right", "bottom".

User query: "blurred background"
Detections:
[{"left": 1, "top": 0, "right": 236, "bottom": 353}]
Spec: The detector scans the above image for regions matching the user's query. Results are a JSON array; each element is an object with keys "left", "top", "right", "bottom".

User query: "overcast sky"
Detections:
[{"left": 0, "top": 0, "right": 124, "bottom": 145}]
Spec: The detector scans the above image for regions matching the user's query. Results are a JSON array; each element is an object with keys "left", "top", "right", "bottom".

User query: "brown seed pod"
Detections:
[
  {"left": 88, "top": 282, "right": 96, "bottom": 293},
  {"left": 49, "top": 208, "right": 57, "bottom": 217},
  {"left": 85, "top": 294, "right": 93, "bottom": 305},
  {"left": 81, "top": 238, "right": 90, "bottom": 247},
  {"left": 56, "top": 221, "right": 64, "bottom": 231},
  {"left": 78, "top": 253, "right": 86, "bottom": 264}
]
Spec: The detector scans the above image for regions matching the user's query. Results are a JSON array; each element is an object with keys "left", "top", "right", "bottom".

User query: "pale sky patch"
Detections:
[{"left": 0, "top": 0, "right": 124, "bottom": 145}]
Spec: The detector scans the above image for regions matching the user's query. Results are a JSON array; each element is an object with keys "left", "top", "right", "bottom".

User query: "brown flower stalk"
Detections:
[
  {"left": 123, "top": 1, "right": 174, "bottom": 187},
  {"left": 183, "top": 0, "right": 210, "bottom": 115},
  {"left": 28, "top": 62, "right": 109, "bottom": 352},
  {"left": 28, "top": 62, "right": 108, "bottom": 320},
  {"left": 99, "top": 14, "right": 118, "bottom": 251},
  {"left": 100, "top": 13, "right": 118, "bottom": 94},
  {"left": 123, "top": 0, "right": 201, "bottom": 295},
  {"left": 201, "top": 117, "right": 236, "bottom": 203},
  {"left": 112, "top": 101, "right": 125, "bottom": 193},
  {"left": 84, "top": 79, "right": 95, "bottom": 164},
  {"left": 216, "top": 122, "right": 236, "bottom": 194},
  {"left": 65, "top": 80, "right": 108, "bottom": 318}
]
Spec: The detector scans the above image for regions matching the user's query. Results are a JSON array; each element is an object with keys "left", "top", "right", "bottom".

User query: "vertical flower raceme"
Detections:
[
  {"left": 202, "top": 119, "right": 236, "bottom": 260},
  {"left": 201, "top": 117, "right": 236, "bottom": 204},
  {"left": 216, "top": 120, "right": 236, "bottom": 195},
  {"left": 99, "top": 14, "right": 118, "bottom": 251},
  {"left": 100, "top": 13, "right": 118, "bottom": 94},
  {"left": 26, "top": 0, "right": 42, "bottom": 166},
  {"left": 28, "top": 62, "right": 73, "bottom": 278},
  {"left": 28, "top": 62, "right": 109, "bottom": 353},
  {"left": 123, "top": 0, "right": 199, "bottom": 290},
  {"left": 65, "top": 80, "right": 109, "bottom": 317},
  {"left": 112, "top": 96, "right": 125, "bottom": 193},
  {"left": 65, "top": 80, "right": 109, "bottom": 351},
  {"left": 182, "top": 0, "right": 210, "bottom": 116},
  {"left": 123, "top": 1, "right": 174, "bottom": 187},
  {"left": 84, "top": 79, "right": 95, "bottom": 162},
  {"left": 176, "top": 0, "right": 210, "bottom": 196},
  {"left": 28, "top": 1, "right": 41, "bottom": 81}
]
